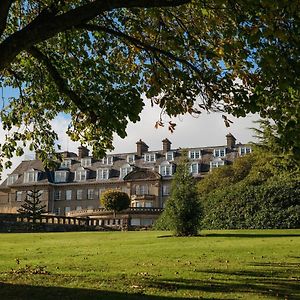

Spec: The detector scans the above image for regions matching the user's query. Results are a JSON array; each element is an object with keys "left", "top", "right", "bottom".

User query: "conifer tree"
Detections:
[
  {"left": 17, "top": 189, "right": 46, "bottom": 223},
  {"left": 161, "top": 152, "right": 202, "bottom": 236}
]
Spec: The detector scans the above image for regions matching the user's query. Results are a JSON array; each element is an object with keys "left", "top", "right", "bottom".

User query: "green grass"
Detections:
[{"left": 0, "top": 230, "right": 299, "bottom": 299}]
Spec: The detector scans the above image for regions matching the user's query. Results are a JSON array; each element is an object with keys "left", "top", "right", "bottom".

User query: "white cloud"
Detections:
[{"left": 0, "top": 99, "right": 259, "bottom": 183}]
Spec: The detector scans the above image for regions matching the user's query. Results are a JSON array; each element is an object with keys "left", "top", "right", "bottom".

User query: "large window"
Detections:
[
  {"left": 159, "top": 161, "right": 174, "bottom": 177},
  {"left": 239, "top": 146, "right": 252, "bottom": 156},
  {"left": 81, "top": 157, "right": 92, "bottom": 167},
  {"left": 16, "top": 191, "right": 22, "bottom": 202},
  {"left": 7, "top": 174, "right": 18, "bottom": 185},
  {"left": 77, "top": 190, "right": 83, "bottom": 200},
  {"left": 54, "top": 190, "right": 61, "bottom": 201},
  {"left": 190, "top": 163, "right": 200, "bottom": 175},
  {"left": 165, "top": 151, "right": 174, "bottom": 161},
  {"left": 144, "top": 153, "right": 156, "bottom": 163},
  {"left": 66, "top": 190, "right": 72, "bottom": 201},
  {"left": 162, "top": 185, "right": 170, "bottom": 196},
  {"left": 54, "top": 171, "right": 68, "bottom": 183},
  {"left": 75, "top": 167, "right": 88, "bottom": 181},
  {"left": 101, "top": 156, "right": 113, "bottom": 165},
  {"left": 213, "top": 148, "right": 226, "bottom": 157},
  {"left": 24, "top": 169, "right": 39, "bottom": 183},
  {"left": 189, "top": 149, "right": 201, "bottom": 159},
  {"left": 120, "top": 164, "right": 133, "bottom": 178},
  {"left": 135, "top": 185, "right": 149, "bottom": 195},
  {"left": 87, "top": 189, "right": 94, "bottom": 200},
  {"left": 97, "top": 168, "right": 109, "bottom": 180}
]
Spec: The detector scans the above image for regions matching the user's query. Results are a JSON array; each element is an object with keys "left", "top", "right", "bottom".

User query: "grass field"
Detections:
[{"left": 0, "top": 230, "right": 299, "bottom": 299}]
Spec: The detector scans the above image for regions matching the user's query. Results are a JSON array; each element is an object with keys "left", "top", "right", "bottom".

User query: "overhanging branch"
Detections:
[{"left": 0, "top": 0, "right": 14, "bottom": 38}]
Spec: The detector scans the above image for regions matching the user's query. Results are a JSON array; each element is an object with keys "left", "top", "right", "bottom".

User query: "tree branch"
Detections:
[
  {"left": 27, "top": 46, "right": 97, "bottom": 122},
  {"left": 0, "top": 0, "right": 14, "bottom": 38},
  {"left": 76, "top": 23, "right": 203, "bottom": 77},
  {"left": 0, "top": 0, "right": 190, "bottom": 71}
]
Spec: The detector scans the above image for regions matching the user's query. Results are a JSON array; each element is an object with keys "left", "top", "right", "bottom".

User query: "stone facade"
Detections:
[{"left": 0, "top": 135, "right": 252, "bottom": 225}]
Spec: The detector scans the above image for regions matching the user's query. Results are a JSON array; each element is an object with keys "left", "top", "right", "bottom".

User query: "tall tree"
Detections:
[
  {"left": 17, "top": 188, "right": 46, "bottom": 223},
  {"left": 0, "top": 1, "right": 299, "bottom": 176},
  {"left": 159, "top": 152, "right": 202, "bottom": 236}
]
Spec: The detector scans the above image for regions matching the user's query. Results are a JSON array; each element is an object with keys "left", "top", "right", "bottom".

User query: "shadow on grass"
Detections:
[
  {"left": 145, "top": 274, "right": 300, "bottom": 300},
  {"left": 157, "top": 232, "right": 300, "bottom": 239}
]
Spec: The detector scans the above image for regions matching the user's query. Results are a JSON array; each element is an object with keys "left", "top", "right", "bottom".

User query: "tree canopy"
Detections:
[{"left": 0, "top": 0, "right": 299, "bottom": 174}]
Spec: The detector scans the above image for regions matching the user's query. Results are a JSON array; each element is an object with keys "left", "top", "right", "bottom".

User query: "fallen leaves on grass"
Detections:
[{"left": 10, "top": 265, "right": 50, "bottom": 275}]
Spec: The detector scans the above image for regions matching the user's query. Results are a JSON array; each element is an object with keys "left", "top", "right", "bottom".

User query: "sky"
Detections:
[{"left": 0, "top": 97, "right": 258, "bottom": 183}]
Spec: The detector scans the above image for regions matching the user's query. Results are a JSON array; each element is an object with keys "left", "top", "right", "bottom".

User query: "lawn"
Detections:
[{"left": 0, "top": 230, "right": 299, "bottom": 299}]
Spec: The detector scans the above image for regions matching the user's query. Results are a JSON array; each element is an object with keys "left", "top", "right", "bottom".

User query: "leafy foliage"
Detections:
[
  {"left": 199, "top": 121, "right": 300, "bottom": 229},
  {"left": 100, "top": 189, "right": 130, "bottom": 217},
  {"left": 17, "top": 189, "right": 46, "bottom": 223},
  {"left": 155, "top": 152, "right": 202, "bottom": 236},
  {"left": 0, "top": 1, "right": 299, "bottom": 176}
]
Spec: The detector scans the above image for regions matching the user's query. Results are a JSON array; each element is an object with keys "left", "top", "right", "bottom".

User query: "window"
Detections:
[
  {"left": 145, "top": 201, "right": 153, "bottom": 208},
  {"left": 190, "top": 163, "right": 200, "bottom": 174},
  {"left": 87, "top": 189, "right": 94, "bottom": 200},
  {"left": 16, "top": 191, "right": 22, "bottom": 202},
  {"left": 61, "top": 159, "right": 72, "bottom": 168},
  {"left": 127, "top": 154, "right": 135, "bottom": 164},
  {"left": 159, "top": 162, "right": 174, "bottom": 177},
  {"left": 166, "top": 151, "right": 174, "bottom": 161},
  {"left": 189, "top": 149, "right": 201, "bottom": 159},
  {"left": 76, "top": 206, "right": 82, "bottom": 211},
  {"left": 54, "top": 190, "right": 61, "bottom": 201},
  {"left": 120, "top": 164, "right": 133, "bottom": 178},
  {"left": 135, "top": 185, "right": 149, "bottom": 195},
  {"left": 64, "top": 207, "right": 71, "bottom": 214},
  {"left": 66, "top": 190, "right": 72, "bottom": 201},
  {"left": 213, "top": 148, "right": 226, "bottom": 157},
  {"left": 144, "top": 153, "right": 156, "bottom": 162},
  {"left": 239, "top": 146, "right": 252, "bottom": 156},
  {"left": 97, "top": 168, "right": 109, "bottom": 180},
  {"left": 75, "top": 167, "right": 88, "bottom": 181},
  {"left": 77, "top": 190, "right": 83, "bottom": 200},
  {"left": 54, "top": 171, "right": 68, "bottom": 183},
  {"left": 101, "top": 156, "right": 113, "bottom": 165},
  {"left": 24, "top": 169, "right": 39, "bottom": 183},
  {"left": 87, "top": 205, "right": 94, "bottom": 210},
  {"left": 81, "top": 157, "right": 92, "bottom": 167},
  {"left": 162, "top": 185, "right": 170, "bottom": 196},
  {"left": 7, "top": 174, "right": 18, "bottom": 185},
  {"left": 54, "top": 208, "right": 61, "bottom": 215},
  {"left": 210, "top": 159, "right": 225, "bottom": 169}
]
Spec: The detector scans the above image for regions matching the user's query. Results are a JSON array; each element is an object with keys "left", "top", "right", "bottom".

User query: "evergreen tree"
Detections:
[
  {"left": 17, "top": 189, "right": 46, "bottom": 223},
  {"left": 159, "top": 152, "right": 202, "bottom": 236}
]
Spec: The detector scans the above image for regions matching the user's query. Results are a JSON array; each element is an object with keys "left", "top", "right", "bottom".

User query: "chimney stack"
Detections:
[
  {"left": 78, "top": 146, "right": 89, "bottom": 158},
  {"left": 226, "top": 133, "right": 236, "bottom": 150},
  {"left": 162, "top": 138, "right": 172, "bottom": 154},
  {"left": 136, "top": 139, "right": 149, "bottom": 157}
]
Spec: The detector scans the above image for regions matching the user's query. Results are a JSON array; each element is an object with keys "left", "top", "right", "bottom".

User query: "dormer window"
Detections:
[
  {"left": 97, "top": 168, "right": 110, "bottom": 180},
  {"left": 166, "top": 151, "right": 174, "bottom": 161},
  {"left": 210, "top": 158, "right": 225, "bottom": 170},
  {"left": 159, "top": 161, "right": 175, "bottom": 177},
  {"left": 61, "top": 159, "right": 72, "bottom": 168},
  {"left": 102, "top": 156, "right": 113, "bottom": 165},
  {"left": 239, "top": 146, "right": 252, "bottom": 156},
  {"left": 7, "top": 174, "right": 18, "bottom": 185},
  {"left": 190, "top": 163, "right": 201, "bottom": 175},
  {"left": 24, "top": 169, "right": 39, "bottom": 183},
  {"left": 144, "top": 153, "right": 156, "bottom": 163},
  {"left": 75, "top": 167, "right": 88, "bottom": 181},
  {"left": 127, "top": 154, "right": 135, "bottom": 164},
  {"left": 54, "top": 170, "right": 69, "bottom": 183},
  {"left": 189, "top": 149, "right": 201, "bottom": 159},
  {"left": 81, "top": 157, "right": 92, "bottom": 167},
  {"left": 213, "top": 148, "right": 226, "bottom": 157},
  {"left": 120, "top": 164, "right": 133, "bottom": 178}
]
